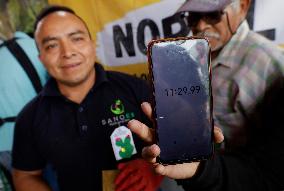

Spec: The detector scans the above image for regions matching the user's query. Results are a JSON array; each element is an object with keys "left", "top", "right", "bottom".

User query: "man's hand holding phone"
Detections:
[{"left": 127, "top": 102, "right": 224, "bottom": 180}]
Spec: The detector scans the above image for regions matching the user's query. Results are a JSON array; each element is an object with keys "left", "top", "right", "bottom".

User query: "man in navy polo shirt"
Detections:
[{"left": 11, "top": 5, "right": 162, "bottom": 191}]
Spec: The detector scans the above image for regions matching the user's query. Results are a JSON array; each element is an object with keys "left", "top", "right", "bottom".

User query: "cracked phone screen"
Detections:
[{"left": 148, "top": 37, "right": 213, "bottom": 164}]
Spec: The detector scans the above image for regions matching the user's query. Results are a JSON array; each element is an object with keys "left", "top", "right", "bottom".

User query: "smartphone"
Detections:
[{"left": 147, "top": 37, "right": 214, "bottom": 165}]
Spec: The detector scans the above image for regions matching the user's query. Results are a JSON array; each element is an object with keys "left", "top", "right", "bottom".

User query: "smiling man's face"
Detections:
[{"left": 35, "top": 11, "right": 96, "bottom": 88}]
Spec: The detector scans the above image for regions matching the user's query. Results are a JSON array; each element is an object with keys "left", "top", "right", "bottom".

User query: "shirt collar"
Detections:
[
  {"left": 92, "top": 63, "right": 109, "bottom": 90},
  {"left": 212, "top": 20, "right": 250, "bottom": 68},
  {"left": 42, "top": 63, "right": 109, "bottom": 97}
]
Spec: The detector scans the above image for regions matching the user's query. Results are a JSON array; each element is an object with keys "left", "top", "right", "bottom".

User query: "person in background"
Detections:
[
  {"left": 179, "top": 0, "right": 284, "bottom": 148},
  {"left": 11, "top": 5, "right": 162, "bottom": 191}
]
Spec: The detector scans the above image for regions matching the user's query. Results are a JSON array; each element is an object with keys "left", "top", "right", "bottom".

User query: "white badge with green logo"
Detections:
[{"left": 110, "top": 126, "right": 137, "bottom": 161}]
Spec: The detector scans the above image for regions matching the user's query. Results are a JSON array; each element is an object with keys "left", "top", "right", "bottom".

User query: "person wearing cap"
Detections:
[
  {"left": 126, "top": 0, "right": 284, "bottom": 190},
  {"left": 178, "top": 0, "right": 284, "bottom": 148},
  {"left": 11, "top": 5, "right": 163, "bottom": 191}
]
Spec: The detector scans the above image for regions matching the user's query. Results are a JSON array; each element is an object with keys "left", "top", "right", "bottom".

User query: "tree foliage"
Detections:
[{"left": 0, "top": 0, "right": 48, "bottom": 40}]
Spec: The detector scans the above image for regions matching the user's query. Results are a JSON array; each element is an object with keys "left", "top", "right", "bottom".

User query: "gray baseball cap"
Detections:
[{"left": 177, "top": 0, "right": 233, "bottom": 13}]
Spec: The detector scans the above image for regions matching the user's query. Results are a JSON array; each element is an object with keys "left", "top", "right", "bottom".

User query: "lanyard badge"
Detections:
[{"left": 110, "top": 126, "right": 137, "bottom": 161}]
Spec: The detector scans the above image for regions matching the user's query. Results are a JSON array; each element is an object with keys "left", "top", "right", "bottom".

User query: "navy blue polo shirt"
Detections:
[{"left": 12, "top": 64, "right": 151, "bottom": 191}]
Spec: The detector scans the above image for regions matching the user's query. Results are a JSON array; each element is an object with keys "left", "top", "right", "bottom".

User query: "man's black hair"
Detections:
[{"left": 34, "top": 5, "right": 91, "bottom": 38}]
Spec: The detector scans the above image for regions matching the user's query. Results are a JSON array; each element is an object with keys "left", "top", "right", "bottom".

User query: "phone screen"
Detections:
[{"left": 148, "top": 37, "right": 213, "bottom": 164}]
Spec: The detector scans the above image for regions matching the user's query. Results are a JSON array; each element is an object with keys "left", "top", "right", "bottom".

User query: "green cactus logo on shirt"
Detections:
[
  {"left": 115, "top": 135, "right": 134, "bottom": 159},
  {"left": 110, "top": 99, "right": 125, "bottom": 115}
]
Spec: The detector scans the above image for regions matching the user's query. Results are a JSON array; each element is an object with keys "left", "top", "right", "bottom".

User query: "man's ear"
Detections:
[
  {"left": 240, "top": 0, "right": 251, "bottom": 20},
  {"left": 91, "top": 39, "right": 96, "bottom": 57},
  {"left": 38, "top": 54, "right": 42, "bottom": 62},
  {"left": 38, "top": 53, "right": 45, "bottom": 66}
]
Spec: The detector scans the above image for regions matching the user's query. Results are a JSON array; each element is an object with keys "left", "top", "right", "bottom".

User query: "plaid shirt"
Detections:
[{"left": 212, "top": 21, "right": 284, "bottom": 147}]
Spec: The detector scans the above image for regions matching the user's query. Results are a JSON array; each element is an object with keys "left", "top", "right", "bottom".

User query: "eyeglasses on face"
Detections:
[{"left": 181, "top": 11, "right": 225, "bottom": 27}]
